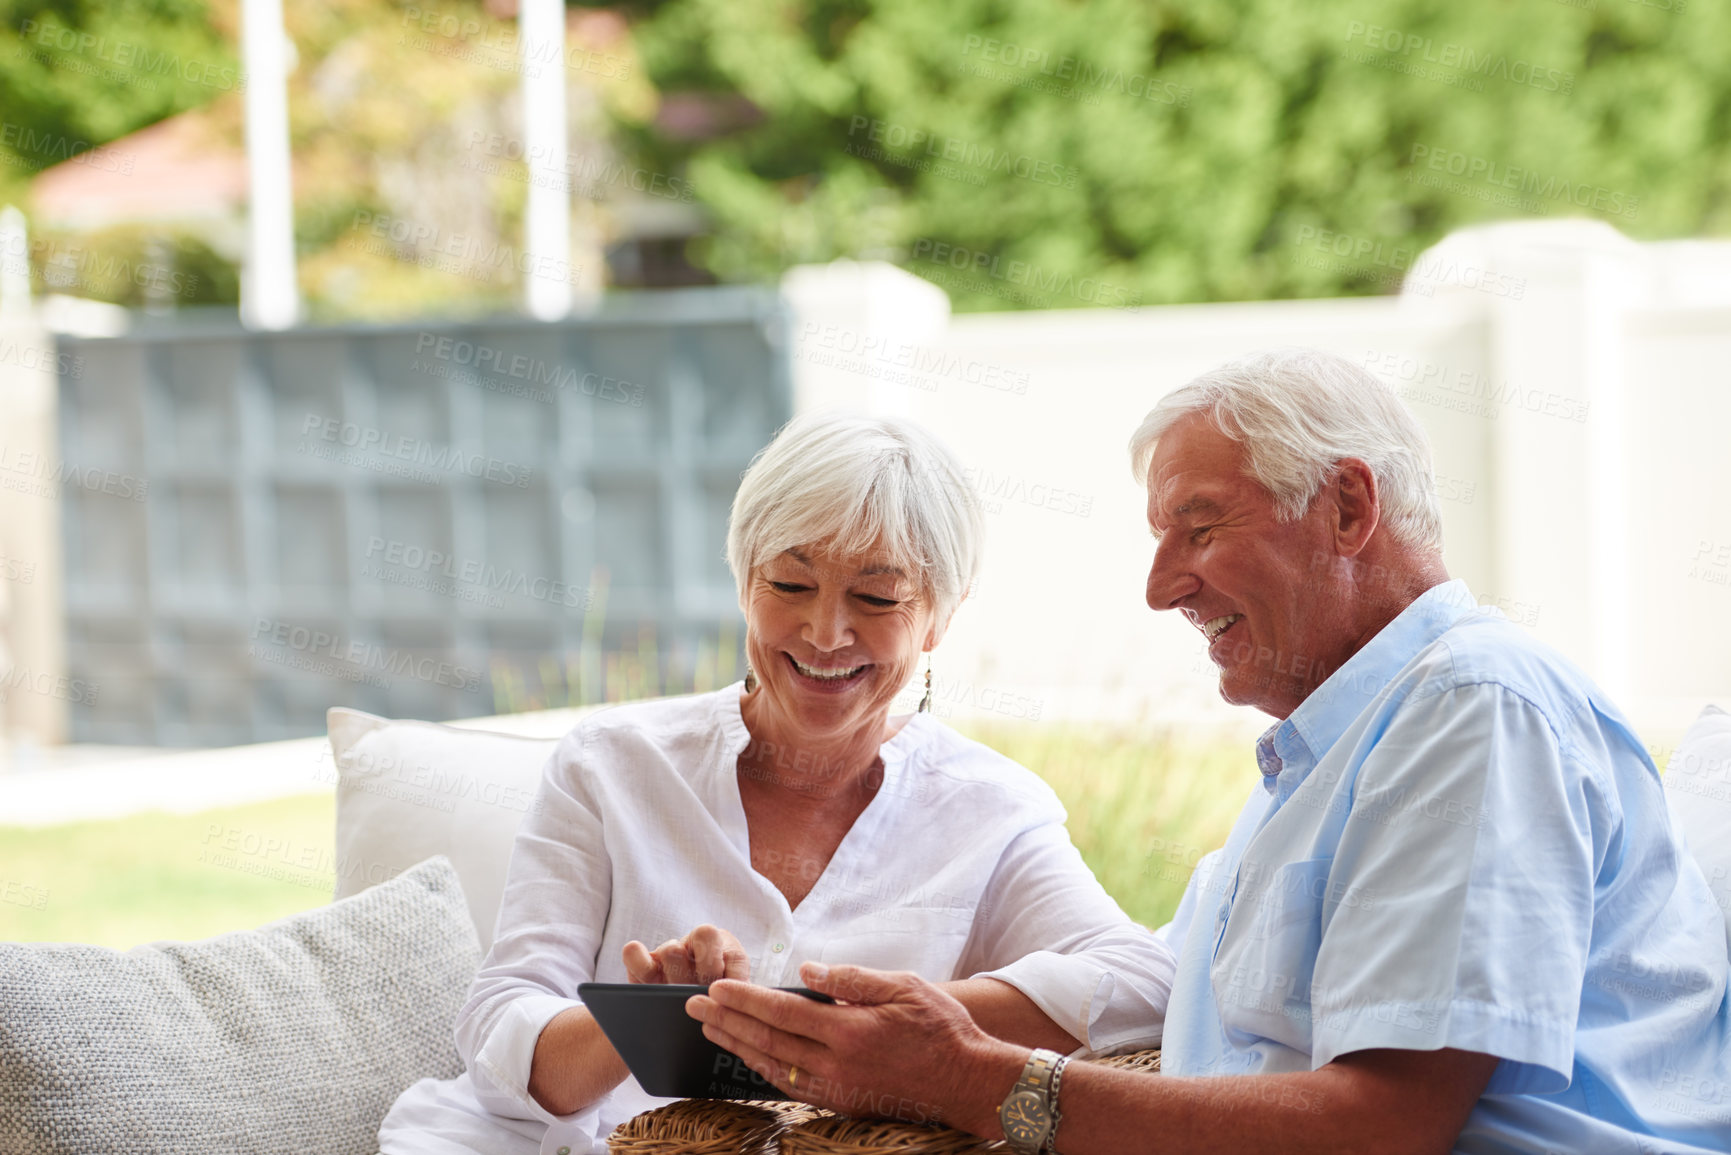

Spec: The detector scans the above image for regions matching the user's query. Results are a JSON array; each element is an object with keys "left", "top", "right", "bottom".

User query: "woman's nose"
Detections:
[{"left": 803, "top": 594, "right": 855, "bottom": 651}]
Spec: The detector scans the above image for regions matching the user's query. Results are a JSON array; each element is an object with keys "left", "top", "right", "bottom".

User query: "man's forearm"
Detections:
[
  {"left": 526, "top": 1006, "right": 632, "bottom": 1116},
  {"left": 941, "top": 977, "right": 1083, "bottom": 1054},
  {"left": 942, "top": 1043, "right": 1498, "bottom": 1155}
]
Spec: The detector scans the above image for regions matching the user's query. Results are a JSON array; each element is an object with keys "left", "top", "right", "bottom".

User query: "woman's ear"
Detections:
[{"left": 923, "top": 600, "right": 965, "bottom": 652}]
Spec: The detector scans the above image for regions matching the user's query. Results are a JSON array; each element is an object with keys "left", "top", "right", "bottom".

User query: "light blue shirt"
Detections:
[{"left": 1157, "top": 580, "right": 1731, "bottom": 1152}]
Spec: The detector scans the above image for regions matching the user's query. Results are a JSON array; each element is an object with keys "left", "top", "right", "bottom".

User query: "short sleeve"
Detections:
[{"left": 1307, "top": 682, "right": 1605, "bottom": 1094}]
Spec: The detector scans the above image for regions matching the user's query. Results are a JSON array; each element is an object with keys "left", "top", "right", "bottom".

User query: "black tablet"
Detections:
[{"left": 578, "top": 982, "right": 835, "bottom": 1100}]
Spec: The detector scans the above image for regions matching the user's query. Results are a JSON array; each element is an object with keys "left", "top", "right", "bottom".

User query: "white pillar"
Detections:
[
  {"left": 520, "top": 0, "right": 572, "bottom": 321},
  {"left": 779, "top": 259, "right": 952, "bottom": 415},
  {"left": 0, "top": 206, "right": 30, "bottom": 318},
  {"left": 1408, "top": 220, "right": 1644, "bottom": 700},
  {"left": 0, "top": 307, "right": 67, "bottom": 748},
  {"left": 240, "top": 0, "right": 298, "bottom": 330}
]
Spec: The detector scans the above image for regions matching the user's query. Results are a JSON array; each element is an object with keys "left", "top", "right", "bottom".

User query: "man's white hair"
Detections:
[
  {"left": 1128, "top": 348, "right": 1444, "bottom": 551},
  {"left": 727, "top": 410, "right": 983, "bottom": 627}
]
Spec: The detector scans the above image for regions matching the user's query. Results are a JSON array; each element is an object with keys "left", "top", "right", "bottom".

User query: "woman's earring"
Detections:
[
  {"left": 918, "top": 660, "right": 932, "bottom": 713},
  {"left": 744, "top": 663, "right": 757, "bottom": 694}
]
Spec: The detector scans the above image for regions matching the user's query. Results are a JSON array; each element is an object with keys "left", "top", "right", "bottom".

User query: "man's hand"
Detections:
[
  {"left": 687, "top": 960, "right": 1023, "bottom": 1130},
  {"left": 623, "top": 924, "right": 751, "bottom": 984}
]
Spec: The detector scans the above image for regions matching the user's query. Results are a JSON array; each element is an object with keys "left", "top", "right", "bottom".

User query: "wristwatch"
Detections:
[{"left": 997, "top": 1048, "right": 1068, "bottom": 1154}]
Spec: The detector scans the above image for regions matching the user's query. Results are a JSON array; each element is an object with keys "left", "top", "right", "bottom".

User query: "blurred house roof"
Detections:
[{"left": 30, "top": 110, "right": 245, "bottom": 231}]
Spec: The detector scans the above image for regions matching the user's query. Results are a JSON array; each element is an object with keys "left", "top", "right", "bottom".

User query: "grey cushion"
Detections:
[{"left": 0, "top": 856, "right": 480, "bottom": 1155}]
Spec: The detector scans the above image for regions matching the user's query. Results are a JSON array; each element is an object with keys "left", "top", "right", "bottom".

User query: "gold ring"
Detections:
[{"left": 788, "top": 1065, "right": 800, "bottom": 1088}]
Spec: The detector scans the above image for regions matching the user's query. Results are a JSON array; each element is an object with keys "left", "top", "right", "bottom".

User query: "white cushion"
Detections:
[
  {"left": 326, "top": 706, "right": 590, "bottom": 950},
  {"left": 0, "top": 856, "right": 479, "bottom": 1155},
  {"left": 1663, "top": 704, "right": 1731, "bottom": 952}
]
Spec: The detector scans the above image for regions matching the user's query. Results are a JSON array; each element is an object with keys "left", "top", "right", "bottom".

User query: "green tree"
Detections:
[
  {"left": 623, "top": 0, "right": 1731, "bottom": 310},
  {"left": 0, "top": 0, "right": 240, "bottom": 202}
]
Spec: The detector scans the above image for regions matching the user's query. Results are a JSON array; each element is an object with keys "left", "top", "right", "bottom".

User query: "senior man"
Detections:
[{"left": 691, "top": 348, "right": 1731, "bottom": 1153}]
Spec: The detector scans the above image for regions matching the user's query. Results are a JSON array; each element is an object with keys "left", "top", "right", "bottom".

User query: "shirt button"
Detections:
[
  {"left": 772, "top": 942, "right": 785, "bottom": 953},
  {"left": 557, "top": 1148, "right": 571, "bottom": 1154}
]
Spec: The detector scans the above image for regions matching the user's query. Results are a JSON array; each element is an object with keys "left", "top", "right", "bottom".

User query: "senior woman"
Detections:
[{"left": 378, "top": 410, "right": 1174, "bottom": 1155}]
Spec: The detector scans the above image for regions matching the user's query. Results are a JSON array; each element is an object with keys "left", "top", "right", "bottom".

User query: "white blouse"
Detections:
[{"left": 379, "top": 686, "right": 1174, "bottom": 1155}]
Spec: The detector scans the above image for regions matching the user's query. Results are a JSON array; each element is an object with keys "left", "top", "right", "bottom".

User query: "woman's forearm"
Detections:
[
  {"left": 526, "top": 1006, "right": 633, "bottom": 1116},
  {"left": 942, "top": 977, "right": 1083, "bottom": 1054}
]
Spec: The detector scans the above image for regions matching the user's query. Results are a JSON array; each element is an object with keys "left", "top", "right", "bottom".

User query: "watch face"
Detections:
[{"left": 1002, "top": 1090, "right": 1050, "bottom": 1142}]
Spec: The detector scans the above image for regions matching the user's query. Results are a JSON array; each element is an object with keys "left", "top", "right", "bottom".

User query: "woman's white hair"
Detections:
[
  {"left": 1128, "top": 348, "right": 1444, "bottom": 551},
  {"left": 727, "top": 410, "right": 984, "bottom": 628}
]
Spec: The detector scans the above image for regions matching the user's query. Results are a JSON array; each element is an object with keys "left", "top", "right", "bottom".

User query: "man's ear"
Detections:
[{"left": 1332, "top": 458, "right": 1380, "bottom": 558}]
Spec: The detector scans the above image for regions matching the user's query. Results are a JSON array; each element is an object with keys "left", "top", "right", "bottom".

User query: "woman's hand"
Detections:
[{"left": 623, "top": 923, "right": 752, "bottom": 984}]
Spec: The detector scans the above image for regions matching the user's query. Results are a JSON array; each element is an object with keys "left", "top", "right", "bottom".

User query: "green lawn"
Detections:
[
  {"left": 0, "top": 793, "right": 338, "bottom": 949},
  {"left": 968, "top": 723, "right": 1251, "bottom": 928},
  {"left": 0, "top": 726, "right": 1251, "bottom": 948}
]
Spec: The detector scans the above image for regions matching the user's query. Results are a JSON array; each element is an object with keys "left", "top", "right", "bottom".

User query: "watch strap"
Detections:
[
  {"left": 999, "top": 1048, "right": 1063, "bottom": 1155},
  {"left": 1016, "top": 1048, "right": 1062, "bottom": 1094}
]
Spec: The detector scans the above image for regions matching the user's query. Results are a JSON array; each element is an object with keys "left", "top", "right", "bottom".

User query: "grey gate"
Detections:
[{"left": 56, "top": 288, "right": 790, "bottom": 745}]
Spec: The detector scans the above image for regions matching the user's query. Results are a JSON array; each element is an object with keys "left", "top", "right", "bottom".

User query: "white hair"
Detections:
[
  {"left": 727, "top": 410, "right": 984, "bottom": 628},
  {"left": 1128, "top": 348, "right": 1444, "bottom": 551}
]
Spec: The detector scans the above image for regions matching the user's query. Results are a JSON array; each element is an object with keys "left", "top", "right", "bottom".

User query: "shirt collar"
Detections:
[{"left": 1257, "top": 579, "right": 1482, "bottom": 795}]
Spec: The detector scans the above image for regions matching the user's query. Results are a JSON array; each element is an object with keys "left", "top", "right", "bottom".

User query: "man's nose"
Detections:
[{"left": 1145, "top": 540, "right": 1199, "bottom": 611}]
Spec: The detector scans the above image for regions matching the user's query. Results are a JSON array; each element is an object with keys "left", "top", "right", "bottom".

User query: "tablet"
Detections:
[{"left": 578, "top": 982, "right": 835, "bottom": 1100}]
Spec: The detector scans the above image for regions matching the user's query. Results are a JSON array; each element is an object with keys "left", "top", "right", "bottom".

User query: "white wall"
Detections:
[{"left": 782, "top": 221, "right": 1731, "bottom": 745}]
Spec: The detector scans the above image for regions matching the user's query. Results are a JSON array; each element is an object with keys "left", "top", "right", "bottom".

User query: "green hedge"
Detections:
[{"left": 625, "top": 0, "right": 1729, "bottom": 309}]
